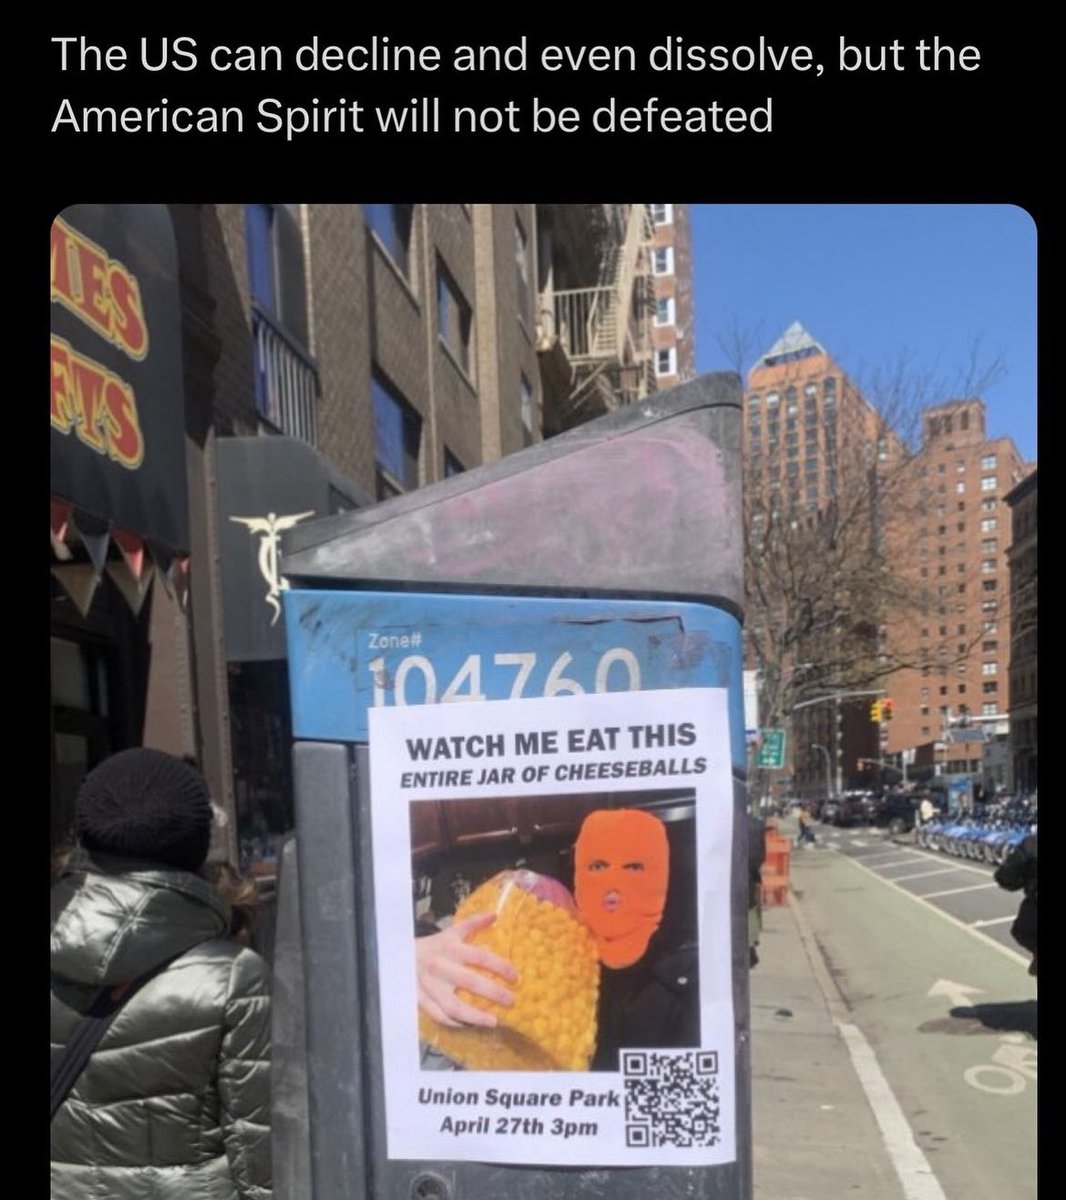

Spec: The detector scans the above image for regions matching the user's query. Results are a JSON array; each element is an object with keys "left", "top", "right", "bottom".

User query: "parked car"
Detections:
[
  {"left": 819, "top": 796, "right": 842, "bottom": 824},
  {"left": 835, "top": 792, "right": 877, "bottom": 827},
  {"left": 871, "top": 793, "right": 917, "bottom": 834}
]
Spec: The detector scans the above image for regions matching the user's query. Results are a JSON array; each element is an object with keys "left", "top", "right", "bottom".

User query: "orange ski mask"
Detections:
[{"left": 574, "top": 809, "right": 670, "bottom": 968}]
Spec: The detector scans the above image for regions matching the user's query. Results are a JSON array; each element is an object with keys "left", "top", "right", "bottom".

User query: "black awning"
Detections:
[
  {"left": 51, "top": 204, "right": 189, "bottom": 554},
  {"left": 216, "top": 435, "right": 367, "bottom": 661}
]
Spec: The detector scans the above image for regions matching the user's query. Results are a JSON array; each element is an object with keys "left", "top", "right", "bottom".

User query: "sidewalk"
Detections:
[{"left": 750, "top": 840, "right": 906, "bottom": 1200}]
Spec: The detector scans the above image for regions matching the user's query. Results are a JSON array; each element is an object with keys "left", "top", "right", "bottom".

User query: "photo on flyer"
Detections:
[{"left": 368, "top": 687, "right": 737, "bottom": 1167}]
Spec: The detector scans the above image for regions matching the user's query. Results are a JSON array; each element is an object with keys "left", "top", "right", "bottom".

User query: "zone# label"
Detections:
[{"left": 367, "top": 630, "right": 424, "bottom": 650}]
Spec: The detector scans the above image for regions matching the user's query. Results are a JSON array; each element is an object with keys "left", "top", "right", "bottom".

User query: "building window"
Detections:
[
  {"left": 982, "top": 640, "right": 997, "bottom": 652},
  {"left": 824, "top": 378, "right": 836, "bottom": 402},
  {"left": 656, "top": 347, "right": 678, "bottom": 377},
  {"left": 981, "top": 662, "right": 997, "bottom": 676},
  {"left": 766, "top": 391, "right": 779, "bottom": 408},
  {"left": 437, "top": 260, "right": 473, "bottom": 376},
  {"left": 372, "top": 372, "right": 421, "bottom": 499},
  {"left": 956, "top": 481, "right": 965, "bottom": 494},
  {"left": 652, "top": 246, "right": 675, "bottom": 275},
  {"left": 981, "top": 454, "right": 997, "bottom": 470},
  {"left": 514, "top": 217, "right": 532, "bottom": 326},
  {"left": 958, "top": 684, "right": 967, "bottom": 694},
  {"left": 981, "top": 559, "right": 996, "bottom": 574},
  {"left": 982, "top": 579, "right": 997, "bottom": 592},
  {"left": 650, "top": 203, "right": 673, "bottom": 225},
  {"left": 245, "top": 204, "right": 310, "bottom": 345},
  {"left": 981, "top": 539, "right": 997, "bottom": 554},
  {"left": 982, "top": 682, "right": 998, "bottom": 694},
  {"left": 655, "top": 296, "right": 676, "bottom": 326},
  {"left": 520, "top": 374, "right": 534, "bottom": 447},
  {"left": 365, "top": 203, "right": 414, "bottom": 279},
  {"left": 981, "top": 476, "right": 997, "bottom": 492},
  {"left": 443, "top": 449, "right": 465, "bottom": 477},
  {"left": 981, "top": 517, "right": 997, "bottom": 532},
  {"left": 981, "top": 498, "right": 997, "bottom": 511}
]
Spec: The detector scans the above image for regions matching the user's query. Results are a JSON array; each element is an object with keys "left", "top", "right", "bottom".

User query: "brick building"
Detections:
[
  {"left": 648, "top": 204, "right": 696, "bottom": 387},
  {"left": 51, "top": 203, "right": 665, "bottom": 871},
  {"left": 742, "top": 323, "right": 887, "bottom": 800},
  {"left": 882, "top": 400, "right": 1029, "bottom": 791},
  {"left": 1006, "top": 468, "right": 1037, "bottom": 793}
]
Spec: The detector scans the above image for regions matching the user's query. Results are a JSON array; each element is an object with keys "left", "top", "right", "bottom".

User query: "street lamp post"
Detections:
[{"left": 811, "top": 743, "right": 832, "bottom": 800}]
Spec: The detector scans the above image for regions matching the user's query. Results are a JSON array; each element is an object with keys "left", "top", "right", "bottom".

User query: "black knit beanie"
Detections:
[{"left": 74, "top": 748, "right": 212, "bottom": 872}]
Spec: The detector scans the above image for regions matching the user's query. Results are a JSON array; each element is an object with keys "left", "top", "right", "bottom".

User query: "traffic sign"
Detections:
[{"left": 755, "top": 728, "right": 786, "bottom": 769}]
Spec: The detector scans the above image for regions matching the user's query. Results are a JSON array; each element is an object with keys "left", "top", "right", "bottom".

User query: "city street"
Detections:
[{"left": 762, "top": 823, "right": 1037, "bottom": 1200}]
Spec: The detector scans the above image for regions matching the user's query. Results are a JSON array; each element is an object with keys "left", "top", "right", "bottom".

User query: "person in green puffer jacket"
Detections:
[{"left": 51, "top": 748, "right": 272, "bottom": 1199}]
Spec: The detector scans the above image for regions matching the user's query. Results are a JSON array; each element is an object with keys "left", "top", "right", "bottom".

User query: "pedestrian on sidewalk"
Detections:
[
  {"left": 994, "top": 829, "right": 1037, "bottom": 977},
  {"left": 797, "top": 804, "right": 818, "bottom": 848},
  {"left": 51, "top": 748, "right": 272, "bottom": 1199}
]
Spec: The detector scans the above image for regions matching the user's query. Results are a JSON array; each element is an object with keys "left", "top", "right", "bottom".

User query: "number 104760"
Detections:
[{"left": 367, "top": 649, "right": 642, "bottom": 707}]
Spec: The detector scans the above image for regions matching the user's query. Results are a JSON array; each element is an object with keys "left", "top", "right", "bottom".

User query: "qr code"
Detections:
[{"left": 622, "top": 1050, "right": 720, "bottom": 1148}]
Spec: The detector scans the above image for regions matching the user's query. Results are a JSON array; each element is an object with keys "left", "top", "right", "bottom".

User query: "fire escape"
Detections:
[{"left": 537, "top": 205, "right": 655, "bottom": 435}]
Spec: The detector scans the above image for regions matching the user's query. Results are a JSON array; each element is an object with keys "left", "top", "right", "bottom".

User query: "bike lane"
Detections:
[{"left": 788, "top": 845, "right": 1037, "bottom": 1200}]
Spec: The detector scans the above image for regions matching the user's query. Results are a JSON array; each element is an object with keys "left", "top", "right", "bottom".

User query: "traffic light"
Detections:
[
  {"left": 870, "top": 700, "right": 883, "bottom": 723},
  {"left": 882, "top": 698, "right": 894, "bottom": 721}
]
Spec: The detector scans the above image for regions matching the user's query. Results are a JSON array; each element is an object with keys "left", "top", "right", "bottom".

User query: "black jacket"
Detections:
[{"left": 994, "top": 833, "right": 1037, "bottom": 955}]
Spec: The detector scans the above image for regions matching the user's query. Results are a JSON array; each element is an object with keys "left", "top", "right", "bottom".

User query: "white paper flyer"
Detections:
[{"left": 367, "top": 687, "right": 736, "bottom": 1167}]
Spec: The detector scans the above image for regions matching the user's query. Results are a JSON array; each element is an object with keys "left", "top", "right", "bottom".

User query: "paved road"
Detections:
[
  {"left": 805, "top": 824, "right": 1026, "bottom": 958},
  {"left": 787, "top": 831, "right": 1037, "bottom": 1200}
]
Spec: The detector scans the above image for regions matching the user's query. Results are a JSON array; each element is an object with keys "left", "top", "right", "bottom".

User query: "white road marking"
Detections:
[
  {"left": 928, "top": 979, "right": 985, "bottom": 1006},
  {"left": 919, "top": 883, "right": 997, "bottom": 899},
  {"left": 971, "top": 916, "right": 1014, "bottom": 928},
  {"left": 872, "top": 851, "right": 996, "bottom": 879},
  {"left": 857, "top": 853, "right": 924, "bottom": 866},
  {"left": 838, "top": 1022, "right": 950, "bottom": 1200},
  {"left": 789, "top": 892, "right": 951, "bottom": 1200},
  {"left": 885, "top": 868, "right": 963, "bottom": 882}
]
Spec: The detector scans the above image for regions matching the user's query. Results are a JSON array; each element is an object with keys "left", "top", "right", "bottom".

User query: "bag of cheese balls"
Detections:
[{"left": 418, "top": 869, "right": 600, "bottom": 1071}]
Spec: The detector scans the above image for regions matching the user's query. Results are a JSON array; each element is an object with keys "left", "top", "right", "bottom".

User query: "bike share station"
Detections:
[{"left": 270, "top": 376, "right": 751, "bottom": 1199}]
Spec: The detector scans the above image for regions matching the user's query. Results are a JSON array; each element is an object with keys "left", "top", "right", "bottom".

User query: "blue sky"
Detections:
[{"left": 691, "top": 205, "right": 1037, "bottom": 463}]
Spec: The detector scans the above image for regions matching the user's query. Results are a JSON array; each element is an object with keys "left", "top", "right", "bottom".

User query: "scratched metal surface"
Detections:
[
  {"left": 283, "top": 591, "right": 746, "bottom": 768},
  {"left": 281, "top": 374, "right": 742, "bottom": 608}
]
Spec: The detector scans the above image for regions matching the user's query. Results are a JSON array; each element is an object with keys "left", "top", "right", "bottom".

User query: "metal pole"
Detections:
[
  {"left": 834, "top": 694, "right": 843, "bottom": 796},
  {"left": 811, "top": 743, "right": 832, "bottom": 799}
]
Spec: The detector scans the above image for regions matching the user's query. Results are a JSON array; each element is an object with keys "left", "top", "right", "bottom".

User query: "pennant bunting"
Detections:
[
  {"left": 106, "top": 560, "right": 155, "bottom": 617},
  {"left": 51, "top": 564, "right": 101, "bottom": 618},
  {"left": 112, "top": 528, "right": 146, "bottom": 581},
  {"left": 71, "top": 510, "right": 111, "bottom": 576}
]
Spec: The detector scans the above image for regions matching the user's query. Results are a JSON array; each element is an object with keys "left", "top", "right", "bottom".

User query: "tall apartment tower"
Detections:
[
  {"left": 743, "top": 323, "right": 885, "bottom": 799},
  {"left": 744, "top": 322, "right": 882, "bottom": 517},
  {"left": 648, "top": 204, "right": 695, "bottom": 386},
  {"left": 883, "top": 400, "right": 1028, "bottom": 784}
]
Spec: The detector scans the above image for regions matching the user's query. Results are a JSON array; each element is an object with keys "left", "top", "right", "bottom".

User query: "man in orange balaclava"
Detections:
[{"left": 574, "top": 808, "right": 670, "bottom": 969}]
